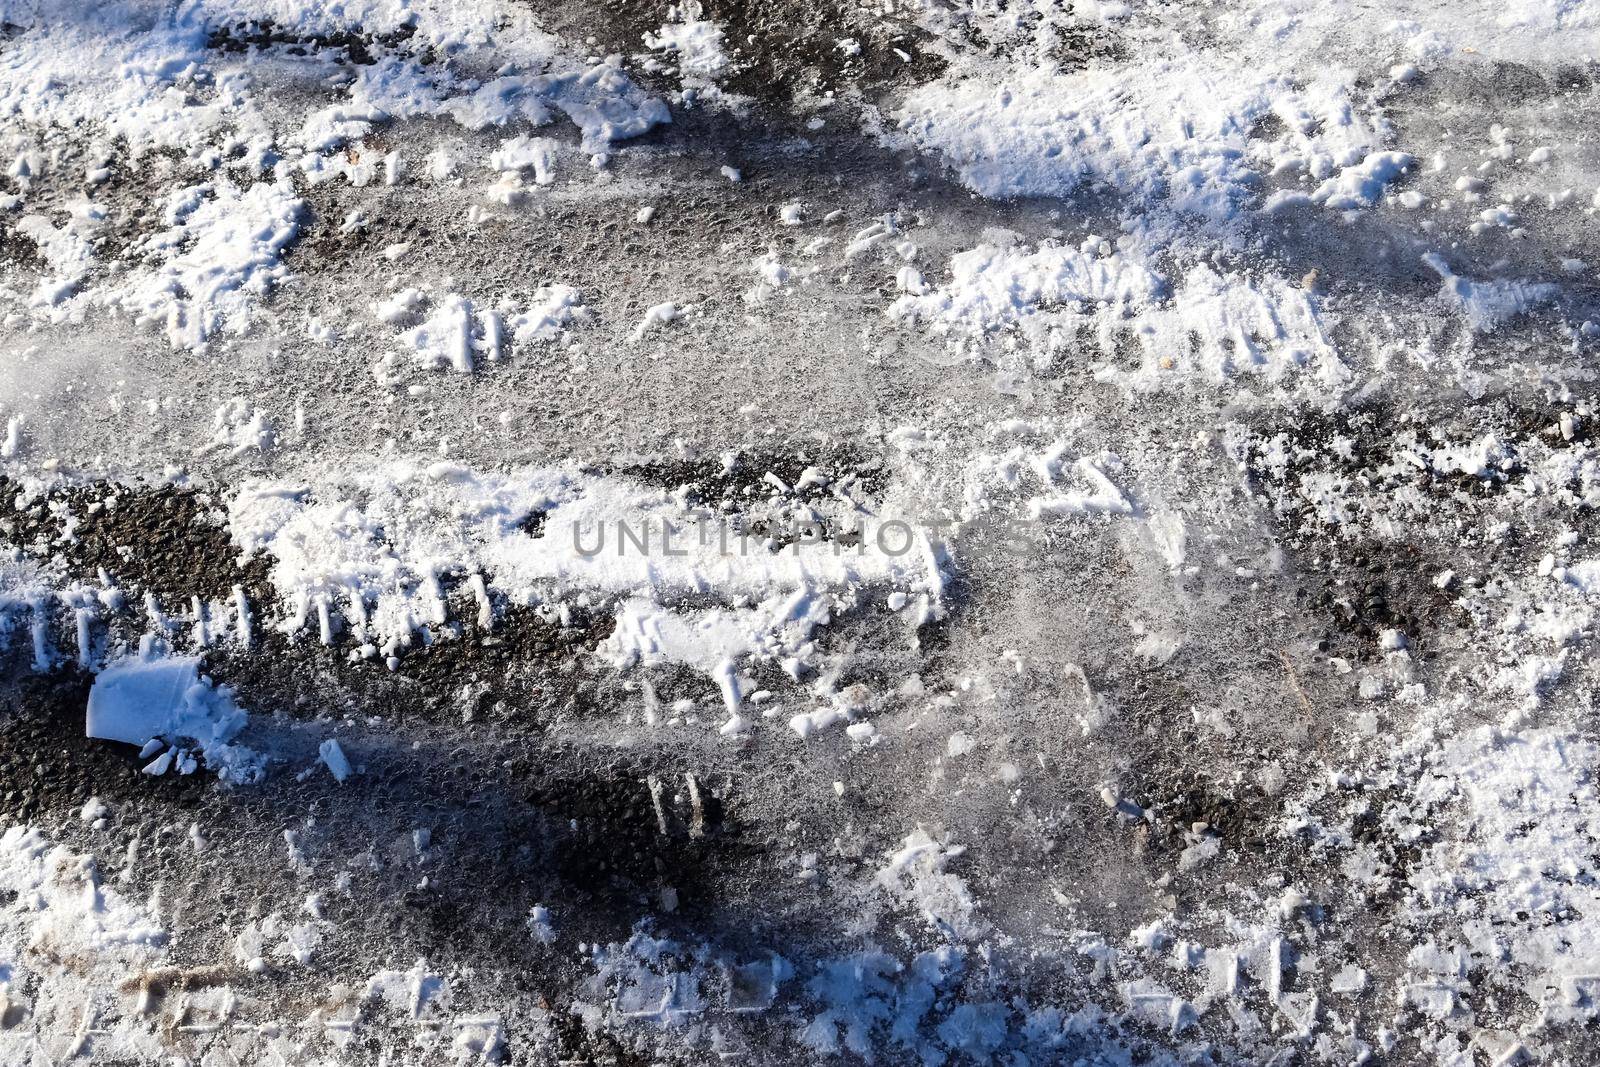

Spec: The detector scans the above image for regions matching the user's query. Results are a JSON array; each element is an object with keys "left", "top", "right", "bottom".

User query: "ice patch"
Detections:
[
  {"left": 878, "top": 828, "right": 983, "bottom": 941},
  {"left": 584, "top": 926, "right": 791, "bottom": 1028},
  {"left": 802, "top": 945, "right": 970, "bottom": 1061},
  {"left": 1422, "top": 253, "right": 1559, "bottom": 332}
]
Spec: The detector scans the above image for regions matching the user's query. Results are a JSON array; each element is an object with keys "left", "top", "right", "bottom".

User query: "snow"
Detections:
[
  {"left": 0, "top": 3, "right": 253, "bottom": 159},
  {"left": 894, "top": 55, "right": 1279, "bottom": 217},
  {"left": 209, "top": 398, "right": 275, "bottom": 456},
  {"left": 402, "top": 294, "right": 482, "bottom": 373},
  {"left": 899, "top": 241, "right": 1342, "bottom": 391},
  {"left": 1, "top": 0, "right": 1600, "bottom": 1062},
  {"left": 226, "top": 461, "right": 941, "bottom": 733},
  {"left": 0, "top": 824, "right": 167, "bottom": 1046},
  {"left": 116, "top": 179, "right": 304, "bottom": 350},
  {"left": 490, "top": 134, "right": 559, "bottom": 185},
  {"left": 0, "top": 0, "right": 667, "bottom": 348},
  {"left": 17, "top": 215, "right": 95, "bottom": 308},
  {"left": 888, "top": 238, "right": 1165, "bottom": 334},
  {"left": 635, "top": 301, "right": 679, "bottom": 338},
  {"left": 644, "top": 7, "right": 728, "bottom": 82},
  {"left": 1308, "top": 150, "right": 1415, "bottom": 209},
  {"left": 380, "top": 285, "right": 586, "bottom": 374},
  {"left": 893, "top": 40, "right": 1391, "bottom": 227},
  {"left": 1368, "top": 721, "right": 1600, "bottom": 1028}
]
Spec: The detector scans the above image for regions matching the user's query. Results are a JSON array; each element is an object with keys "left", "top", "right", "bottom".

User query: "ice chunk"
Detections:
[
  {"left": 320, "top": 739, "right": 354, "bottom": 782},
  {"left": 85, "top": 654, "right": 247, "bottom": 751},
  {"left": 87, "top": 656, "right": 202, "bottom": 745}
]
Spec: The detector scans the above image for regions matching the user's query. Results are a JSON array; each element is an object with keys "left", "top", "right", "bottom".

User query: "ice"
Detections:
[
  {"left": 85, "top": 653, "right": 256, "bottom": 779},
  {"left": 87, "top": 654, "right": 210, "bottom": 745},
  {"left": 1422, "top": 252, "right": 1559, "bottom": 332},
  {"left": 320, "top": 739, "right": 354, "bottom": 782},
  {"left": 0, "top": 0, "right": 1599, "bottom": 1062}
]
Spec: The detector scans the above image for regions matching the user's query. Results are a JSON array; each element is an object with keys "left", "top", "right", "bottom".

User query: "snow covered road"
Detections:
[{"left": 1, "top": 0, "right": 1600, "bottom": 1063}]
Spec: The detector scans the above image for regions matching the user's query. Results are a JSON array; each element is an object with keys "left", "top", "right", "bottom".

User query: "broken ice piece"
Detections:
[
  {"left": 528, "top": 904, "right": 556, "bottom": 945},
  {"left": 320, "top": 739, "right": 353, "bottom": 782},
  {"left": 87, "top": 654, "right": 258, "bottom": 782},
  {"left": 88, "top": 656, "right": 199, "bottom": 744},
  {"left": 86, "top": 654, "right": 246, "bottom": 749}
]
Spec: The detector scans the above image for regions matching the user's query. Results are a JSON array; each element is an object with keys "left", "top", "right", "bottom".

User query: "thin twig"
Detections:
[{"left": 1277, "top": 648, "right": 1315, "bottom": 715}]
